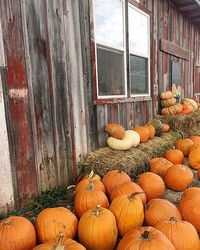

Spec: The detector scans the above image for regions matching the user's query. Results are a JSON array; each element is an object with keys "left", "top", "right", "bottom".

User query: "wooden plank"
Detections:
[
  {"left": 160, "top": 38, "right": 190, "bottom": 60},
  {"left": 0, "top": 0, "right": 38, "bottom": 207},
  {"left": 22, "top": 0, "right": 57, "bottom": 192}
]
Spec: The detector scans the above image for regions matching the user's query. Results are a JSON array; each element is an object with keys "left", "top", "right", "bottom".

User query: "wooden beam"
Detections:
[{"left": 160, "top": 39, "right": 190, "bottom": 60}]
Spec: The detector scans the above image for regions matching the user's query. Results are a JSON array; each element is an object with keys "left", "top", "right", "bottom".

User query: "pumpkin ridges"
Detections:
[
  {"left": 75, "top": 179, "right": 106, "bottom": 194},
  {"left": 175, "top": 139, "right": 194, "bottom": 157},
  {"left": 150, "top": 158, "right": 173, "bottom": 178},
  {"left": 144, "top": 123, "right": 155, "bottom": 139},
  {"left": 164, "top": 149, "right": 184, "bottom": 164},
  {"left": 132, "top": 126, "right": 149, "bottom": 143},
  {"left": 188, "top": 149, "right": 200, "bottom": 170}
]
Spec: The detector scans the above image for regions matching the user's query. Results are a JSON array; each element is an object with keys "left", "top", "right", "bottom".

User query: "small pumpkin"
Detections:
[
  {"left": 35, "top": 207, "right": 78, "bottom": 243},
  {"left": 78, "top": 205, "right": 118, "bottom": 250},
  {"left": 110, "top": 181, "right": 146, "bottom": 205},
  {"left": 102, "top": 170, "right": 131, "bottom": 196},
  {"left": 105, "top": 123, "right": 125, "bottom": 139},
  {"left": 144, "top": 198, "right": 182, "bottom": 227},
  {"left": 110, "top": 192, "right": 144, "bottom": 237},
  {"left": 164, "top": 164, "right": 193, "bottom": 192},
  {"left": 132, "top": 126, "right": 149, "bottom": 143},
  {"left": 178, "top": 194, "right": 200, "bottom": 232},
  {"left": 188, "top": 148, "right": 200, "bottom": 169},
  {"left": 189, "top": 136, "right": 200, "bottom": 143},
  {"left": 160, "top": 91, "right": 173, "bottom": 100},
  {"left": 162, "top": 124, "right": 170, "bottom": 132},
  {"left": 175, "top": 139, "right": 194, "bottom": 157},
  {"left": 0, "top": 216, "right": 36, "bottom": 250},
  {"left": 33, "top": 234, "right": 86, "bottom": 250},
  {"left": 155, "top": 217, "right": 200, "bottom": 250},
  {"left": 150, "top": 119, "right": 163, "bottom": 130},
  {"left": 74, "top": 181, "right": 109, "bottom": 218},
  {"left": 150, "top": 157, "right": 173, "bottom": 178},
  {"left": 137, "top": 172, "right": 165, "bottom": 201},
  {"left": 117, "top": 226, "right": 176, "bottom": 250},
  {"left": 161, "top": 97, "right": 176, "bottom": 108},
  {"left": 164, "top": 149, "right": 184, "bottom": 164},
  {"left": 144, "top": 123, "right": 155, "bottom": 139}
]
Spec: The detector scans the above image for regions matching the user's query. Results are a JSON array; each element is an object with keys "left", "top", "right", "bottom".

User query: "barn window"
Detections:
[{"left": 93, "top": 0, "right": 151, "bottom": 102}]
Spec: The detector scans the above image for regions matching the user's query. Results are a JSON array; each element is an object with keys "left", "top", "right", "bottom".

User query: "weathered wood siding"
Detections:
[{"left": 0, "top": 0, "right": 199, "bottom": 208}]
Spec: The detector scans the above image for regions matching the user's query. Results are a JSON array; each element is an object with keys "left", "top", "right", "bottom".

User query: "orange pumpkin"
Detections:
[
  {"left": 155, "top": 217, "right": 200, "bottom": 250},
  {"left": 178, "top": 194, "right": 200, "bottom": 232},
  {"left": 74, "top": 181, "right": 109, "bottom": 218},
  {"left": 162, "top": 124, "right": 170, "bottom": 132},
  {"left": 105, "top": 123, "right": 125, "bottom": 139},
  {"left": 110, "top": 192, "right": 144, "bottom": 237},
  {"left": 144, "top": 123, "right": 155, "bottom": 139},
  {"left": 102, "top": 170, "right": 131, "bottom": 196},
  {"left": 132, "top": 126, "right": 149, "bottom": 143},
  {"left": 175, "top": 139, "right": 194, "bottom": 157},
  {"left": 150, "top": 157, "right": 173, "bottom": 178},
  {"left": 33, "top": 234, "right": 86, "bottom": 250},
  {"left": 78, "top": 205, "right": 118, "bottom": 250},
  {"left": 144, "top": 198, "right": 182, "bottom": 227},
  {"left": 117, "top": 226, "right": 176, "bottom": 250},
  {"left": 35, "top": 207, "right": 78, "bottom": 243},
  {"left": 188, "top": 148, "right": 200, "bottom": 169},
  {"left": 183, "top": 187, "right": 200, "bottom": 198},
  {"left": 182, "top": 103, "right": 189, "bottom": 110},
  {"left": 164, "top": 149, "right": 184, "bottom": 164},
  {"left": 182, "top": 108, "right": 192, "bottom": 115},
  {"left": 137, "top": 172, "right": 165, "bottom": 201},
  {"left": 0, "top": 216, "right": 36, "bottom": 250},
  {"left": 164, "top": 164, "right": 193, "bottom": 192},
  {"left": 82, "top": 170, "right": 101, "bottom": 181},
  {"left": 189, "top": 142, "right": 200, "bottom": 153},
  {"left": 110, "top": 181, "right": 146, "bottom": 205},
  {"left": 189, "top": 136, "right": 200, "bottom": 143},
  {"left": 75, "top": 179, "right": 106, "bottom": 194}
]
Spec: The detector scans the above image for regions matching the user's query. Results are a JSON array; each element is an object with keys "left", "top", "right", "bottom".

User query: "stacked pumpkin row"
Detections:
[
  {"left": 160, "top": 91, "right": 183, "bottom": 115},
  {"left": 105, "top": 120, "right": 169, "bottom": 151}
]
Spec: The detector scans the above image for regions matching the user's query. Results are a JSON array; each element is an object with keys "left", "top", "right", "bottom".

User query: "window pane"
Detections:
[
  {"left": 97, "top": 46, "right": 125, "bottom": 96},
  {"left": 130, "top": 55, "right": 148, "bottom": 94},
  {"left": 94, "top": 0, "right": 124, "bottom": 48},
  {"left": 129, "top": 6, "right": 149, "bottom": 55}
]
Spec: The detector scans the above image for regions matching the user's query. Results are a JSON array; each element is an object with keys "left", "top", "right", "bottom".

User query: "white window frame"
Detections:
[{"left": 92, "top": 0, "right": 151, "bottom": 101}]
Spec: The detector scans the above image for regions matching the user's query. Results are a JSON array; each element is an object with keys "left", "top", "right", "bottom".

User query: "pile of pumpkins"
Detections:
[
  {"left": 1, "top": 136, "right": 200, "bottom": 249},
  {"left": 160, "top": 90, "right": 199, "bottom": 115},
  {"left": 105, "top": 120, "right": 169, "bottom": 150}
]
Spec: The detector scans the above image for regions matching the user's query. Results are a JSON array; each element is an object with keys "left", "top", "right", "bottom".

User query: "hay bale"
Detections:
[
  {"left": 155, "top": 110, "right": 200, "bottom": 138},
  {"left": 81, "top": 133, "right": 178, "bottom": 179}
]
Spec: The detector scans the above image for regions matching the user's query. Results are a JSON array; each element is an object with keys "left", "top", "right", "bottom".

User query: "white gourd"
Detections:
[{"left": 123, "top": 130, "right": 140, "bottom": 147}]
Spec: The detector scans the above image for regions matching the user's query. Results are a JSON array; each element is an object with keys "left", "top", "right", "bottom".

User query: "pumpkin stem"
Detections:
[
  {"left": 141, "top": 230, "right": 151, "bottom": 240},
  {"left": 92, "top": 204, "right": 101, "bottom": 217},
  {"left": 128, "top": 192, "right": 144, "bottom": 201},
  {"left": 169, "top": 216, "right": 177, "bottom": 222},
  {"left": 87, "top": 180, "right": 95, "bottom": 191},
  {"left": 54, "top": 233, "right": 64, "bottom": 250},
  {"left": 88, "top": 170, "right": 95, "bottom": 179},
  {"left": 4, "top": 219, "right": 13, "bottom": 225}
]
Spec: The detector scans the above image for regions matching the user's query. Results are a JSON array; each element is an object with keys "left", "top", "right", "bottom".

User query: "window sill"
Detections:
[{"left": 94, "top": 96, "right": 152, "bottom": 105}]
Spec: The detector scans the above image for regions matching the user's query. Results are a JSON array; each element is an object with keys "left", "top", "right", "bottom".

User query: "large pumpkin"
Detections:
[
  {"left": 150, "top": 157, "right": 173, "bottom": 178},
  {"left": 110, "top": 181, "right": 146, "bottom": 205},
  {"left": 178, "top": 194, "right": 200, "bottom": 232},
  {"left": 137, "top": 172, "right": 165, "bottom": 201},
  {"left": 110, "top": 192, "right": 144, "bottom": 237},
  {"left": 33, "top": 234, "right": 86, "bottom": 250},
  {"left": 189, "top": 142, "right": 200, "bottom": 153},
  {"left": 164, "top": 164, "right": 193, "bottom": 192},
  {"left": 117, "top": 226, "right": 176, "bottom": 250},
  {"left": 74, "top": 181, "right": 109, "bottom": 218},
  {"left": 35, "top": 207, "right": 78, "bottom": 243},
  {"left": 183, "top": 187, "right": 200, "bottom": 198},
  {"left": 155, "top": 217, "right": 200, "bottom": 250},
  {"left": 144, "top": 198, "right": 182, "bottom": 227},
  {"left": 78, "top": 205, "right": 118, "bottom": 250},
  {"left": 164, "top": 149, "right": 184, "bottom": 164},
  {"left": 132, "top": 126, "right": 149, "bottom": 143},
  {"left": 0, "top": 216, "right": 36, "bottom": 250},
  {"left": 189, "top": 136, "right": 200, "bottom": 143},
  {"left": 105, "top": 123, "right": 125, "bottom": 139},
  {"left": 175, "top": 139, "right": 194, "bottom": 157},
  {"left": 102, "top": 170, "right": 131, "bottom": 196},
  {"left": 188, "top": 148, "right": 200, "bottom": 169}
]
